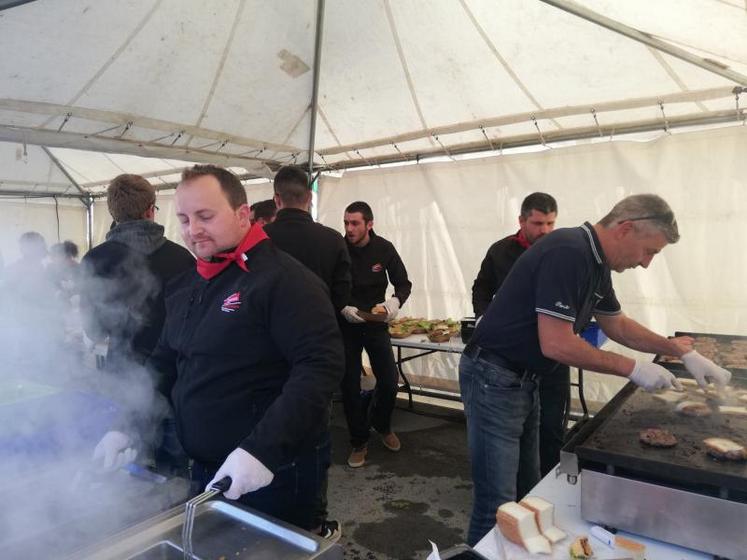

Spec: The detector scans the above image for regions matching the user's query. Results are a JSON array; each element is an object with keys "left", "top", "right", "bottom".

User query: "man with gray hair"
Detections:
[{"left": 459, "top": 193, "right": 731, "bottom": 545}]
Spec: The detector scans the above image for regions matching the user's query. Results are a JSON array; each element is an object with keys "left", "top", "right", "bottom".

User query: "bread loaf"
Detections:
[
  {"left": 519, "top": 496, "right": 566, "bottom": 544},
  {"left": 495, "top": 502, "right": 551, "bottom": 555}
]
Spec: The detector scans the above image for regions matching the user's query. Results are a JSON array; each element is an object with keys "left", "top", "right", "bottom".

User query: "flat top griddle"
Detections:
[
  {"left": 654, "top": 331, "right": 747, "bottom": 375},
  {"left": 573, "top": 380, "right": 747, "bottom": 495}
]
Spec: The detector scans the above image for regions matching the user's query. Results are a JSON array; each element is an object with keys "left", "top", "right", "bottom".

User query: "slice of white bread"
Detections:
[
  {"left": 495, "top": 501, "right": 551, "bottom": 555},
  {"left": 703, "top": 437, "right": 747, "bottom": 461},
  {"left": 679, "top": 378, "right": 699, "bottom": 386},
  {"left": 519, "top": 495, "right": 566, "bottom": 544},
  {"left": 718, "top": 405, "right": 747, "bottom": 417},
  {"left": 615, "top": 535, "right": 645, "bottom": 560},
  {"left": 653, "top": 390, "right": 686, "bottom": 403}
]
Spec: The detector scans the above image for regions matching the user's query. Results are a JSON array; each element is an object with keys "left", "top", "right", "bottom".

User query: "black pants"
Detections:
[
  {"left": 341, "top": 323, "right": 399, "bottom": 448},
  {"left": 538, "top": 364, "right": 570, "bottom": 477},
  {"left": 191, "top": 433, "right": 331, "bottom": 531}
]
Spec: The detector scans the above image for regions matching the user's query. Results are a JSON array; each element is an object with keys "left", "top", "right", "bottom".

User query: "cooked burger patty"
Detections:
[
  {"left": 676, "top": 401, "right": 712, "bottom": 417},
  {"left": 639, "top": 428, "right": 678, "bottom": 448}
]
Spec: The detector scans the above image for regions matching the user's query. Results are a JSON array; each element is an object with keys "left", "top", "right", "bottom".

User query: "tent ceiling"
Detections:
[{"left": 0, "top": 0, "right": 745, "bottom": 194}]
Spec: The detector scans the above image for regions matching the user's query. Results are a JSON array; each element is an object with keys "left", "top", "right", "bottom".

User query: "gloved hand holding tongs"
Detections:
[
  {"left": 207, "top": 448, "right": 274, "bottom": 499},
  {"left": 92, "top": 430, "right": 137, "bottom": 471}
]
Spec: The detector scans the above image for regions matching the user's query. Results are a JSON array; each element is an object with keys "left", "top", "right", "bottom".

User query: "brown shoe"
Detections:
[
  {"left": 347, "top": 446, "right": 367, "bottom": 468},
  {"left": 380, "top": 432, "right": 401, "bottom": 452}
]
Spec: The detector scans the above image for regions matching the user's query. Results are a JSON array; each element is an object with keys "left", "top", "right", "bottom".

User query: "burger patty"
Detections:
[{"left": 639, "top": 428, "right": 678, "bottom": 448}]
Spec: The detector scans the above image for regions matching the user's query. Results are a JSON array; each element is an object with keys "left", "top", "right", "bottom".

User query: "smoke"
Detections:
[{"left": 0, "top": 232, "right": 189, "bottom": 559}]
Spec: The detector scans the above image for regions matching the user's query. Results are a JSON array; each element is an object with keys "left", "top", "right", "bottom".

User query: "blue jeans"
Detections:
[
  {"left": 459, "top": 352, "right": 540, "bottom": 546},
  {"left": 191, "top": 432, "right": 331, "bottom": 531}
]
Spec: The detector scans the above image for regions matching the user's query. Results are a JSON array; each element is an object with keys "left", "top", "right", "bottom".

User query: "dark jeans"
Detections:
[
  {"left": 459, "top": 352, "right": 540, "bottom": 546},
  {"left": 191, "top": 433, "right": 331, "bottom": 531},
  {"left": 538, "top": 364, "right": 570, "bottom": 477},
  {"left": 341, "top": 323, "right": 399, "bottom": 448}
]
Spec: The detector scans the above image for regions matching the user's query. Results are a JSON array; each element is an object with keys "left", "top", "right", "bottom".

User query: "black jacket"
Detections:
[
  {"left": 80, "top": 221, "right": 194, "bottom": 368},
  {"left": 347, "top": 231, "right": 411, "bottom": 312},
  {"left": 150, "top": 239, "right": 344, "bottom": 471},
  {"left": 471, "top": 233, "right": 526, "bottom": 318},
  {"left": 263, "top": 208, "right": 351, "bottom": 312}
]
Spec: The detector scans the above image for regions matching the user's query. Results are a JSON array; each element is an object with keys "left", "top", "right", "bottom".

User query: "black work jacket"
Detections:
[
  {"left": 347, "top": 231, "right": 411, "bottom": 313},
  {"left": 150, "top": 240, "right": 344, "bottom": 470},
  {"left": 263, "top": 208, "right": 351, "bottom": 313},
  {"left": 471, "top": 233, "right": 526, "bottom": 318}
]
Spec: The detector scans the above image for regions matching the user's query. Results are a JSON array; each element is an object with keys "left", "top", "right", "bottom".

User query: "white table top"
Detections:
[
  {"left": 473, "top": 469, "right": 711, "bottom": 560},
  {"left": 390, "top": 334, "right": 466, "bottom": 353}
]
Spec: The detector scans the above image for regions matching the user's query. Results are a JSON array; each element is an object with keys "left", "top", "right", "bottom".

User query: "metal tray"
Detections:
[
  {"left": 71, "top": 499, "right": 342, "bottom": 560},
  {"left": 654, "top": 330, "right": 747, "bottom": 376}
]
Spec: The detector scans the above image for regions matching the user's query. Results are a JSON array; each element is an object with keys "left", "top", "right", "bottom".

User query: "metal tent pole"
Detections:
[{"left": 307, "top": 0, "right": 325, "bottom": 221}]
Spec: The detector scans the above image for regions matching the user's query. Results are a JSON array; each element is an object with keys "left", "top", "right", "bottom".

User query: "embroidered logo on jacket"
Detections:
[
  {"left": 371, "top": 263, "right": 383, "bottom": 272},
  {"left": 221, "top": 292, "right": 241, "bottom": 313},
  {"left": 554, "top": 301, "right": 571, "bottom": 310}
]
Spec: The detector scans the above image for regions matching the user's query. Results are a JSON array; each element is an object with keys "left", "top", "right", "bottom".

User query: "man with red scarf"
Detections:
[
  {"left": 94, "top": 165, "right": 343, "bottom": 530},
  {"left": 471, "top": 193, "right": 563, "bottom": 478}
]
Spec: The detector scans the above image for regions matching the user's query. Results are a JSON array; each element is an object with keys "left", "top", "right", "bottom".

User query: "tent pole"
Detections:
[
  {"left": 539, "top": 0, "right": 747, "bottom": 86},
  {"left": 307, "top": 0, "right": 325, "bottom": 180},
  {"left": 41, "top": 146, "right": 89, "bottom": 202},
  {"left": 86, "top": 194, "right": 94, "bottom": 250}
]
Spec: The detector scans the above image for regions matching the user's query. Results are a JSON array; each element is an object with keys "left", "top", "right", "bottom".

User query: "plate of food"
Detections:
[{"left": 357, "top": 305, "right": 389, "bottom": 323}]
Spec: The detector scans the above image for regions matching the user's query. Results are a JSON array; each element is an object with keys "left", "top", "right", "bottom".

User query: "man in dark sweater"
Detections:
[
  {"left": 82, "top": 174, "right": 194, "bottom": 475},
  {"left": 263, "top": 165, "right": 350, "bottom": 540},
  {"left": 471, "top": 192, "right": 565, "bottom": 477},
  {"left": 80, "top": 174, "right": 194, "bottom": 370},
  {"left": 341, "top": 201, "right": 412, "bottom": 468},
  {"left": 93, "top": 165, "right": 343, "bottom": 531}
]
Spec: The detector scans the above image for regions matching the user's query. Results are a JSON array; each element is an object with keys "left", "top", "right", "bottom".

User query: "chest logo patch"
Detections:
[
  {"left": 555, "top": 301, "right": 571, "bottom": 310},
  {"left": 221, "top": 292, "right": 241, "bottom": 313},
  {"left": 371, "top": 263, "right": 383, "bottom": 272}
]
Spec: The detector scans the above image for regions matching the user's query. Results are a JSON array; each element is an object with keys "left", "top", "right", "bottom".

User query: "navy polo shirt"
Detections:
[{"left": 471, "top": 222, "right": 621, "bottom": 375}]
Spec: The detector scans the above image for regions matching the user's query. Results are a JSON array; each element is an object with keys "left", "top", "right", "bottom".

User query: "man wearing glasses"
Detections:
[{"left": 459, "top": 193, "right": 732, "bottom": 545}]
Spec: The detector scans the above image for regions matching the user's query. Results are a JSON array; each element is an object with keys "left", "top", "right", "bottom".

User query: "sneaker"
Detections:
[
  {"left": 380, "top": 431, "right": 401, "bottom": 452},
  {"left": 347, "top": 446, "right": 367, "bottom": 468},
  {"left": 318, "top": 519, "right": 342, "bottom": 542}
]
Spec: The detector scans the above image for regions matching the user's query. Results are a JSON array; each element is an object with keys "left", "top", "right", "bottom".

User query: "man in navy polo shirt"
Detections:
[{"left": 460, "top": 193, "right": 732, "bottom": 545}]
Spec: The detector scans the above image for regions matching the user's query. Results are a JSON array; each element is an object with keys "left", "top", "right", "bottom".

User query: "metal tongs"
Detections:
[{"left": 182, "top": 475, "right": 231, "bottom": 560}]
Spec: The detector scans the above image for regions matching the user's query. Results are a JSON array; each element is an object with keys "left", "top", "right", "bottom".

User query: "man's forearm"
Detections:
[
  {"left": 541, "top": 333, "right": 635, "bottom": 377},
  {"left": 606, "top": 315, "right": 686, "bottom": 357}
]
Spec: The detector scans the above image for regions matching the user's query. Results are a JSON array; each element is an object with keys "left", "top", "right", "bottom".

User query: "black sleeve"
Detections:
[
  {"left": 148, "top": 329, "right": 179, "bottom": 404},
  {"left": 329, "top": 236, "right": 352, "bottom": 312},
  {"left": 78, "top": 254, "right": 108, "bottom": 343},
  {"left": 472, "top": 250, "right": 498, "bottom": 318},
  {"left": 386, "top": 245, "right": 412, "bottom": 306},
  {"left": 239, "top": 266, "right": 344, "bottom": 470}
]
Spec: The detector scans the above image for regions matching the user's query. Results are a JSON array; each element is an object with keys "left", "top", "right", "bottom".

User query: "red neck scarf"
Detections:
[
  {"left": 514, "top": 229, "right": 531, "bottom": 249},
  {"left": 196, "top": 224, "right": 268, "bottom": 280}
]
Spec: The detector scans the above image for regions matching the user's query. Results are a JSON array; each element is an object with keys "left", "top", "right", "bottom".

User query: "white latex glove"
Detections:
[
  {"left": 92, "top": 431, "right": 137, "bottom": 471},
  {"left": 681, "top": 350, "right": 732, "bottom": 388},
  {"left": 629, "top": 361, "right": 682, "bottom": 392},
  {"left": 208, "top": 448, "right": 274, "bottom": 500},
  {"left": 378, "top": 297, "right": 400, "bottom": 322},
  {"left": 341, "top": 305, "right": 365, "bottom": 324}
]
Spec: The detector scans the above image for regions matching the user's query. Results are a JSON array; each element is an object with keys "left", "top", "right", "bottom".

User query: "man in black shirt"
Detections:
[
  {"left": 341, "top": 201, "right": 412, "bottom": 468},
  {"left": 472, "top": 193, "right": 566, "bottom": 477},
  {"left": 460, "top": 194, "right": 731, "bottom": 545},
  {"left": 264, "top": 166, "right": 351, "bottom": 313},
  {"left": 94, "top": 165, "right": 343, "bottom": 531},
  {"left": 263, "top": 165, "right": 350, "bottom": 540}
]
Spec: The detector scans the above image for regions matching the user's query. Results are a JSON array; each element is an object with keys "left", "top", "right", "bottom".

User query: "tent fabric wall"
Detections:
[
  {"left": 318, "top": 125, "right": 747, "bottom": 402},
  {"left": 0, "top": 198, "right": 87, "bottom": 263}
]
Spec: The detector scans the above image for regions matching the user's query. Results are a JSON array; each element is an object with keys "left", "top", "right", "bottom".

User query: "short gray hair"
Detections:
[{"left": 598, "top": 194, "right": 680, "bottom": 243}]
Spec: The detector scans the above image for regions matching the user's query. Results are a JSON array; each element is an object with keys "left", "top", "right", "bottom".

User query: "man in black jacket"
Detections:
[
  {"left": 263, "top": 165, "right": 350, "bottom": 539},
  {"left": 341, "top": 201, "right": 412, "bottom": 468},
  {"left": 471, "top": 192, "right": 565, "bottom": 477},
  {"left": 263, "top": 166, "right": 351, "bottom": 313},
  {"left": 94, "top": 165, "right": 343, "bottom": 531},
  {"left": 80, "top": 174, "right": 194, "bottom": 370}
]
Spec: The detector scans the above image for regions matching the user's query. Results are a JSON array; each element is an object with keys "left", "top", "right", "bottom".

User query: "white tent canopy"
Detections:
[
  {"left": 0, "top": 0, "right": 745, "bottom": 188},
  {"left": 1, "top": 0, "right": 746, "bottom": 401}
]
